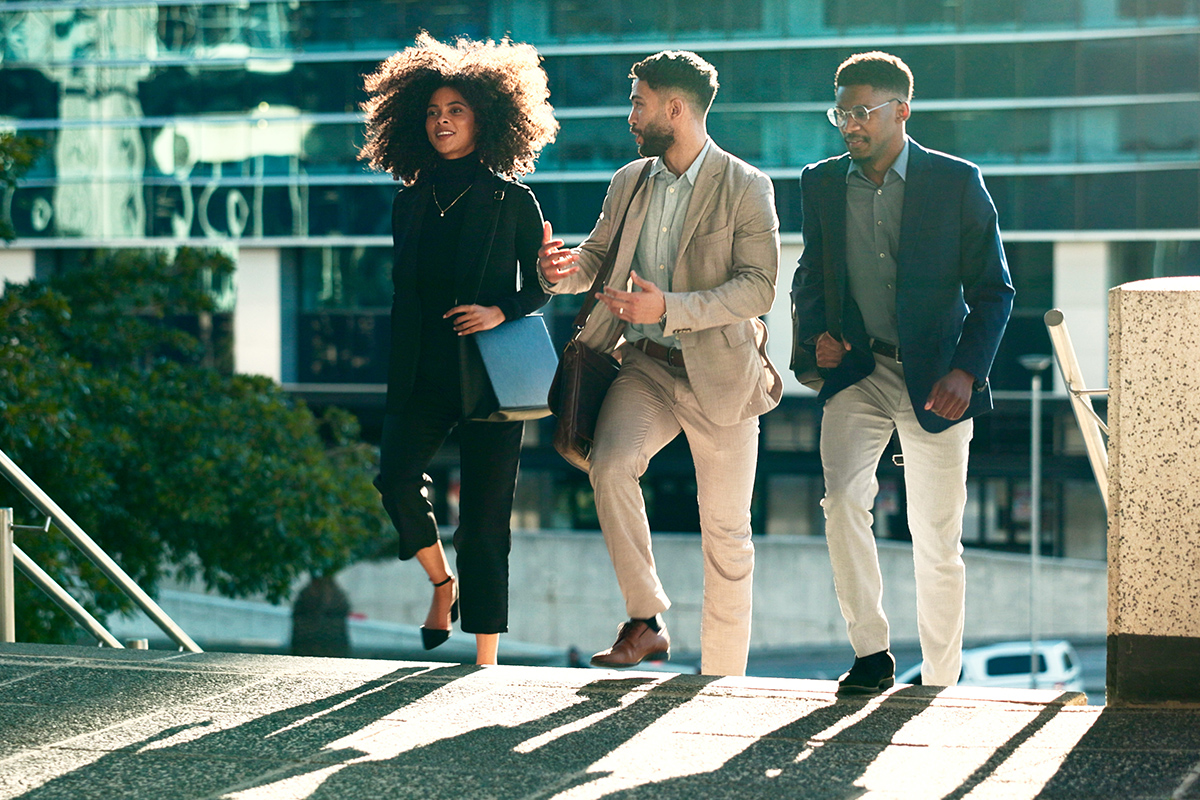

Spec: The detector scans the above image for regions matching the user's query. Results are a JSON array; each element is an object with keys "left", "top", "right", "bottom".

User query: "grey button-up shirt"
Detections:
[
  {"left": 626, "top": 138, "right": 713, "bottom": 348},
  {"left": 845, "top": 139, "right": 909, "bottom": 347}
]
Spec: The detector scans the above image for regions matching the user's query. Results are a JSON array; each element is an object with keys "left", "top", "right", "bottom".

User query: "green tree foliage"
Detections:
[{"left": 0, "top": 248, "right": 389, "bottom": 642}]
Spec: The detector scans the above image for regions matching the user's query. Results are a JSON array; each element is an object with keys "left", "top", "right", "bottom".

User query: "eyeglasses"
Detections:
[{"left": 826, "top": 99, "right": 901, "bottom": 128}]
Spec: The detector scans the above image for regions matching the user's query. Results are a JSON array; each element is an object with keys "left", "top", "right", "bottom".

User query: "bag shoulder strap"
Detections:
[
  {"left": 569, "top": 159, "right": 654, "bottom": 334},
  {"left": 460, "top": 187, "right": 507, "bottom": 306}
]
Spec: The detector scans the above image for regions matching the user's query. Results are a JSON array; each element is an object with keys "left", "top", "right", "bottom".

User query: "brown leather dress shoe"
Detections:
[{"left": 590, "top": 620, "right": 671, "bottom": 668}]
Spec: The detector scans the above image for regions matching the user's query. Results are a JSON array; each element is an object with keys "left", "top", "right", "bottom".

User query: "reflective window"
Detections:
[
  {"left": 782, "top": 50, "right": 844, "bottom": 102},
  {"left": 1143, "top": 34, "right": 1200, "bottom": 94},
  {"left": 1014, "top": 175, "right": 1076, "bottom": 229},
  {"left": 1081, "top": 173, "right": 1137, "bottom": 229},
  {"left": 962, "top": 0, "right": 1018, "bottom": 26},
  {"left": 1119, "top": 0, "right": 1200, "bottom": 22},
  {"left": 1079, "top": 40, "right": 1138, "bottom": 95},
  {"left": 988, "top": 654, "right": 1048, "bottom": 676},
  {"left": 538, "top": 119, "right": 636, "bottom": 171},
  {"left": 897, "top": 46, "right": 957, "bottom": 99},
  {"left": 1022, "top": 0, "right": 1079, "bottom": 27},
  {"left": 1017, "top": 41, "right": 1077, "bottom": 97},
  {"left": 1139, "top": 172, "right": 1200, "bottom": 230},
  {"left": 707, "top": 113, "right": 765, "bottom": 163},
  {"left": 157, "top": 1, "right": 488, "bottom": 56},
  {"left": 1122, "top": 102, "right": 1200, "bottom": 159},
  {"left": 904, "top": 0, "right": 960, "bottom": 29},
  {"left": 709, "top": 52, "right": 784, "bottom": 104},
  {"left": 962, "top": 45, "right": 1018, "bottom": 98},
  {"left": 1012, "top": 109, "right": 1054, "bottom": 161},
  {"left": 526, "top": 181, "right": 610, "bottom": 238},
  {"left": 139, "top": 62, "right": 373, "bottom": 116},
  {"left": 824, "top": 0, "right": 900, "bottom": 32},
  {"left": 548, "top": 0, "right": 618, "bottom": 37},
  {"left": 547, "top": 0, "right": 763, "bottom": 38},
  {"left": 1111, "top": 240, "right": 1200, "bottom": 284},
  {"left": 943, "top": 110, "right": 1013, "bottom": 164},
  {"left": 296, "top": 246, "right": 391, "bottom": 384},
  {"left": 299, "top": 246, "right": 391, "bottom": 312},
  {"left": 1007, "top": 242, "right": 1055, "bottom": 311},
  {"left": 544, "top": 55, "right": 631, "bottom": 107}
]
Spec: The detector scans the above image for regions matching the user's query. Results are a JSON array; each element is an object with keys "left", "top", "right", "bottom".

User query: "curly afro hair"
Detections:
[{"left": 359, "top": 32, "right": 559, "bottom": 185}]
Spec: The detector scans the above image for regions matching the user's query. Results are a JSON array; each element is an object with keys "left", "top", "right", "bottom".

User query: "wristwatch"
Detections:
[{"left": 972, "top": 377, "right": 988, "bottom": 393}]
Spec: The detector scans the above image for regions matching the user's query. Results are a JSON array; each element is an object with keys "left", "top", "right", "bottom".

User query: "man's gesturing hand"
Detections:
[
  {"left": 596, "top": 271, "right": 666, "bottom": 324},
  {"left": 538, "top": 220, "right": 578, "bottom": 284},
  {"left": 925, "top": 368, "right": 975, "bottom": 420}
]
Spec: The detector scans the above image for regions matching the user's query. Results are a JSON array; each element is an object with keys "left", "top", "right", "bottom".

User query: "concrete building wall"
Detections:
[
  {"left": 0, "top": 249, "right": 35, "bottom": 291},
  {"left": 767, "top": 242, "right": 811, "bottom": 398},
  {"left": 1051, "top": 241, "right": 1109, "bottom": 395},
  {"left": 339, "top": 530, "right": 1106, "bottom": 655},
  {"left": 233, "top": 247, "right": 282, "bottom": 381}
]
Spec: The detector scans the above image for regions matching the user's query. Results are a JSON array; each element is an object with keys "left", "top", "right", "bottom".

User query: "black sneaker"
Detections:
[{"left": 837, "top": 650, "right": 896, "bottom": 695}]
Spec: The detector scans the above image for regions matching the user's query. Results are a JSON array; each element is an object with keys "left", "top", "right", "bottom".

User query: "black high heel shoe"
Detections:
[{"left": 420, "top": 575, "right": 459, "bottom": 650}]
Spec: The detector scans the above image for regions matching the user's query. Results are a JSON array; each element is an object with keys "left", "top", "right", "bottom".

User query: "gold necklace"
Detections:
[{"left": 432, "top": 183, "right": 473, "bottom": 217}]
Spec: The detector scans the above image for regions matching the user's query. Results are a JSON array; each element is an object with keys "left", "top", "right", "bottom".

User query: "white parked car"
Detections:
[{"left": 896, "top": 640, "right": 1084, "bottom": 691}]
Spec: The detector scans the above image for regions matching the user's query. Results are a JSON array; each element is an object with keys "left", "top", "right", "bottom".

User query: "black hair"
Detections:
[
  {"left": 629, "top": 50, "right": 719, "bottom": 114},
  {"left": 834, "top": 51, "right": 914, "bottom": 101}
]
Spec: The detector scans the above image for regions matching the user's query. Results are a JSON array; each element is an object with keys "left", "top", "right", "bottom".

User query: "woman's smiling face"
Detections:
[{"left": 425, "top": 86, "right": 477, "bottom": 160}]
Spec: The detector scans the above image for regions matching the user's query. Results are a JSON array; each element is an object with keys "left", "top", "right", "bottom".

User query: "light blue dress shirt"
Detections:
[{"left": 626, "top": 138, "right": 713, "bottom": 348}]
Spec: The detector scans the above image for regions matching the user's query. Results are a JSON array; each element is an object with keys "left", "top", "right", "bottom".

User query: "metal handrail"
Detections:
[
  {"left": 0, "top": 448, "right": 201, "bottom": 652},
  {"left": 1044, "top": 309, "right": 1109, "bottom": 512}
]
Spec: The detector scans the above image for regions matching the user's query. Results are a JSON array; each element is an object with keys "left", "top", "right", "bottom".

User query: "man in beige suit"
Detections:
[{"left": 539, "top": 50, "right": 781, "bottom": 676}]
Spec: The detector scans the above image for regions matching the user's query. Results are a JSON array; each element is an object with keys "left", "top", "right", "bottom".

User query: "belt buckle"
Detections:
[
  {"left": 667, "top": 348, "right": 683, "bottom": 367},
  {"left": 871, "top": 338, "right": 901, "bottom": 363}
]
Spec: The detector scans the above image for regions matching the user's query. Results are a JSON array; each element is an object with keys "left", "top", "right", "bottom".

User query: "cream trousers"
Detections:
[
  {"left": 820, "top": 356, "right": 973, "bottom": 687},
  {"left": 589, "top": 346, "right": 760, "bottom": 676}
]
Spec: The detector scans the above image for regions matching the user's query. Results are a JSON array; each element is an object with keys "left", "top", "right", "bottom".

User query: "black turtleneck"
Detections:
[{"left": 414, "top": 154, "right": 480, "bottom": 386}]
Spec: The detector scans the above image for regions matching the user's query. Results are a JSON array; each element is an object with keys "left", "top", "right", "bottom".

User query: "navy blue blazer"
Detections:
[{"left": 791, "top": 139, "right": 1014, "bottom": 433}]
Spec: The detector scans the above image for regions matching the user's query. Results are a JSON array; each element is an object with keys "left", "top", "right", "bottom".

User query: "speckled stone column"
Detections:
[{"left": 1108, "top": 277, "right": 1200, "bottom": 705}]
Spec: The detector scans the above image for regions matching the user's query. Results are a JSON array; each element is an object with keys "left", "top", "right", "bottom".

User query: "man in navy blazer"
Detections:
[{"left": 792, "top": 52, "right": 1014, "bottom": 693}]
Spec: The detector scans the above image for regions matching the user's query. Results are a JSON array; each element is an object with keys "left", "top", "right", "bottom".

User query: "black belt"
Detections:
[
  {"left": 869, "top": 338, "right": 902, "bottom": 363},
  {"left": 632, "top": 338, "right": 686, "bottom": 368}
]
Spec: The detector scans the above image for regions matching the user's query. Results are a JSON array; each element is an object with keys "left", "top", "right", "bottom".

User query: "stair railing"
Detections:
[
  {"left": 0, "top": 448, "right": 201, "bottom": 651},
  {"left": 1044, "top": 309, "right": 1109, "bottom": 513}
]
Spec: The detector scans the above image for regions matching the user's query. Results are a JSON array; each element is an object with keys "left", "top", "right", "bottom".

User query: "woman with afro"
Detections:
[{"left": 360, "top": 33, "right": 558, "bottom": 665}]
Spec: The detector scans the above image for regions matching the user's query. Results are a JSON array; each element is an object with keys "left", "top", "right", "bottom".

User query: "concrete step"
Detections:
[{"left": 2, "top": 643, "right": 1197, "bottom": 800}]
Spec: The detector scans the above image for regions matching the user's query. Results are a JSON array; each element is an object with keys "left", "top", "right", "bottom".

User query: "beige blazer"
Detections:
[{"left": 550, "top": 143, "right": 782, "bottom": 426}]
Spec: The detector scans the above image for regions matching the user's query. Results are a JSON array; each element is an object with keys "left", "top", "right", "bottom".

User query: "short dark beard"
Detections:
[{"left": 636, "top": 119, "right": 675, "bottom": 158}]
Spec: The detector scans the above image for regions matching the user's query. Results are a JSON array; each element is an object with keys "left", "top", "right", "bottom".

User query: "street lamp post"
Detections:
[{"left": 1020, "top": 354, "right": 1053, "bottom": 690}]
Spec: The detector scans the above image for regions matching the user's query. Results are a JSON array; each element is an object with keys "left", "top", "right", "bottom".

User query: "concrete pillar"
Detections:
[
  {"left": 769, "top": 242, "right": 809, "bottom": 396},
  {"left": 1052, "top": 241, "right": 1108, "bottom": 394},
  {"left": 1107, "top": 277, "right": 1200, "bottom": 704},
  {"left": 233, "top": 247, "right": 282, "bottom": 382},
  {"left": 0, "top": 249, "right": 35, "bottom": 293}
]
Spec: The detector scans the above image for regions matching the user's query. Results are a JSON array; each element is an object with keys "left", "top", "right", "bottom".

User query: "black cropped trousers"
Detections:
[{"left": 375, "top": 381, "right": 522, "bottom": 635}]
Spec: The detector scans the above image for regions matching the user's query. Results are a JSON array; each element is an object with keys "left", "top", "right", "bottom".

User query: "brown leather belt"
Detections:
[
  {"left": 869, "top": 338, "right": 902, "bottom": 363},
  {"left": 632, "top": 338, "right": 686, "bottom": 368}
]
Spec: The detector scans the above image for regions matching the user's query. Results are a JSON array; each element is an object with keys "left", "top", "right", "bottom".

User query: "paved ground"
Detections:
[{"left": 1, "top": 643, "right": 1198, "bottom": 800}]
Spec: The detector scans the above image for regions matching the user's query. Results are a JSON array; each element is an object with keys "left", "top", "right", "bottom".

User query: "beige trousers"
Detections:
[
  {"left": 820, "top": 355, "right": 973, "bottom": 687},
  {"left": 589, "top": 346, "right": 760, "bottom": 676}
]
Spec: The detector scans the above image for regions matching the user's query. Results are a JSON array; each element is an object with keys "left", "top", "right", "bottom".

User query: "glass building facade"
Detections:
[{"left": 2, "top": 0, "right": 1198, "bottom": 556}]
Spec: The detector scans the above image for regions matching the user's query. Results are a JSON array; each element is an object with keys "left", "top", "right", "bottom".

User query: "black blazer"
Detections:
[
  {"left": 792, "top": 140, "right": 1015, "bottom": 433},
  {"left": 385, "top": 167, "right": 549, "bottom": 412}
]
